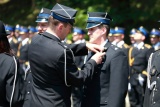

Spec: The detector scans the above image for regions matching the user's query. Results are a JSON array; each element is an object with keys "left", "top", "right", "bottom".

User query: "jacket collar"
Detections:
[{"left": 41, "top": 32, "right": 61, "bottom": 42}]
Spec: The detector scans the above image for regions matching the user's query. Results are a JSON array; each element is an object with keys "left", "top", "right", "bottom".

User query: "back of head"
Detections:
[{"left": 0, "top": 20, "right": 11, "bottom": 53}]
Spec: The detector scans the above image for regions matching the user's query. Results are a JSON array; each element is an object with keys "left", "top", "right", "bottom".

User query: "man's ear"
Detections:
[
  {"left": 142, "top": 35, "right": 146, "bottom": 41},
  {"left": 58, "top": 23, "right": 63, "bottom": 31},
  {"left": 101, "top": 27, "right": 106, "bottom": 35},
  {"left": 121, "top": 34, "right": 124, "bottom": 39}
]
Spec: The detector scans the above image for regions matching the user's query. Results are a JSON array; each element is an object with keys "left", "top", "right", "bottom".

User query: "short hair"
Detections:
[
  {"left": 48, "top": 16, "right": 68, "bottom": 29},
  {"left": 97, "top": 24, "right": 110, "bottom": 36}
]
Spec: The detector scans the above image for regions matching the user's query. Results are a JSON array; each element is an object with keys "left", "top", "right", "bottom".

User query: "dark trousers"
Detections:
[
  {"left": 128, "top": 83, "right": 144, "bottom": 107},
  {"left": 71, "top": 86, "right": 83, "bottom": 107}
]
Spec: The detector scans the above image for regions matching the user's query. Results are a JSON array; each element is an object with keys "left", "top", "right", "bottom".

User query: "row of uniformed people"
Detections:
[{"left": 107, "top": 26, "right": 160, "bottom": 107}]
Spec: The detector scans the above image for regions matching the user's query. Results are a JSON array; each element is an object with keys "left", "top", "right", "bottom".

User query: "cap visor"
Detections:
[
  {"left": 86, "top": 23, "right": 101, "bottom": 29},
  {"left": 35, "top": 19, "right": 48, "bottom": 23}
]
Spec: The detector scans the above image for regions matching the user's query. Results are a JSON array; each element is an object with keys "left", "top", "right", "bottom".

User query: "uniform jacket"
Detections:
[
  {"left": 116, "top": 41, "right": 130, "bottom": 57},
  {"left": 22, "top": 69, "right": 32, "bottom": 107},
  {"left": 28, "top": 32, "right": 98, "bottom": 107},
  {"left": 17, "top": 38, "right": 29, "bottom": 62},
  {"left": 9, "top": 37, "right": 19, "bottom": 55},
  {"left": 81, "top": 42, "right": 129, "bottom": 107},
  {"left": 129, "top": 44, "right": 150, "bottom": 85},
  {"left": 144, "top": 49, "right": 160, "bottom": 107},
  {"left": 0, "top": 53, "right": 24, "bottom": 107}
]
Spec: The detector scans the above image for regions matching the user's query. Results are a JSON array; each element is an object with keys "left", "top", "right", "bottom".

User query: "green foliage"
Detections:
[{"left": 1, "top": 0, "right": 160, "bottom": 43}]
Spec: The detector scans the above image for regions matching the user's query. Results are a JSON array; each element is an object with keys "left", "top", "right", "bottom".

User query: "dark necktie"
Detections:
[{"left": 86, "top": 51, "right": 95, "bottom": 61}]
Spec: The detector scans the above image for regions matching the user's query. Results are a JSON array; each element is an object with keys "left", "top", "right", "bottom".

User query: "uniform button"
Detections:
[
  {"left": 105, "top": 101, "right": 107, "bottom": 103},
  {"left": 157, "top": 77, "right": 159, "bottom": 79},
  {"left": 27, "top": 92, "right": 30, "bottom": 94},
  {"left": 155, "top": 89, "right": 158, "bottom": 92},
  {"left": 153, "top": 102, "right": 156, "bottom": 104},
  {"left": 28, "top": 81, "right": 31, "bottom": 84}
]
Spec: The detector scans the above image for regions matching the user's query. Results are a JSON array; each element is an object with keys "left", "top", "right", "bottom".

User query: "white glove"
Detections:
[
  {"left": 138, "top": 74, "right": 144, "bottom": 86},
  {"left": 128, "top": 83, "right": 131, "bottom": 91}
]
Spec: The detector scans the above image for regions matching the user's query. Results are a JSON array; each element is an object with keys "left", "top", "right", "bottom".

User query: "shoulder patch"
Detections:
[
  {"left": 144, "top": 44, "right": 151, "bottom": 49},
  {"left": 111, "top": 44, "right": 119, "bottom": 50},
  {"left": 58, "top": 42, "right": 68, "bottom": 49}
]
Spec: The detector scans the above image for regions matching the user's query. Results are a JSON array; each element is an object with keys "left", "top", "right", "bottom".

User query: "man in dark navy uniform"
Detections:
[
  {"left": 28, "top": 3, "right": 105, "bottom": 107},
  {"left": 72, "top": 27, "right": 86, "bottom": 68},
  {"left": 128, "top": 26, "right": 151, "bottom": 107},
  {"left": 0, "top": 20, "right": 24, "bottom": 107},
  {"left": 5, "top": 25, "right": 19, "bottom": 55},
  {"left": 143, "top": 21, "right": 160, "bottom": 107},
  {"left": 108, "top": 28, "right": 115, "bottom": 43},
  {"left": 143, "top": 49, "right": 160, "bottom": 107},
  {"left": 146, "top": 28, "right": 160, "bottom": 59},
  {"left": 129, "top": 28, "right": 137, "bottom": 47},
  {"left": 71, "top": 27, "right": 86, "bottom": 107},
  {"left": 22, "top": 7, "right": 50, "bottom": 107},
  {"left": 36, "top": 7, "right": 51, "bottom": 33},
  {"left": 81, "top": 12, "right": 129, "bottom": 107},
  {"left": 112, "top": 26, "right": 130, "bottom": 56}
]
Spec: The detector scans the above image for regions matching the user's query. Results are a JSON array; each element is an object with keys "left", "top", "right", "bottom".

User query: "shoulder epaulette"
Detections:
[
  {"left": 28, "top": 39, "right": 32, "bottom": 44},
  {"left": 12, "top": 37, "right": 18, "bottom": 44},
  {"left": 66, "top": 40, "right": 72, "bottom": 44},
  {"left": 154, "top": 48, "right": 160, "bottom": 52},
  {"left": 124, "top": 43, "right": 130, "bottom": 48},
  {"left": 144, "top": 44, "right": 151, "bottom": 49}
]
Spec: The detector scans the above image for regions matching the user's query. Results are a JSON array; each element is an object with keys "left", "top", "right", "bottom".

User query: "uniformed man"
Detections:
[
  {"left": 5, "top": 25, "right": 19, "bottom": 55},
  {"left": 0, "top": 20, "right": 24, "bottom": 107},
  {"left": 150, "top": 28, "right": 160, "bottom": 50},
  {"left": 15, "top": 26, "right": 30, "bottom": 107},
  {"left": 146, "top": 28, "right": 160, "bottom": 60},
  {"left": 72, "top": 27, "right": 86, "bottom": 68},
  {"left": 28, "top": 3, "right": 105, "bottom": 107},
  {"left": 143, "top": 26, "right": 160, "bottom": 107},
  {"left": 17, "top": 26, "right": 29, "bottom": 65},
  {"left": 108, "top": 28, "right": 115, "bottom": 43},
  {"left": 129, "top": 28, "right": 136, "bottom": 47},
  {"left": 112, "top": 26, "right": 130, "bottom": 56},
  {"left": 81, "top": 12, "right": 129, "bottom": 107},
  {"left": 143, "top": 49, "right": 160, "bottom": 107},
  {"left": 128, "top": 26, "right": 151, "bottom": 107},
  {"left": 22, "top": 8, "right": 50, "bottom": 107},
  {"left": 28, "top": 26, "right": 38, "bottom": 40},
  {"left": 71, "top": 27, "right": 86, "bottom": 107},
  {"left": 14, "top": 24, "right": 22, "bottom": 42},
  {"left": 36, "top": 7, "right": 51, "bottom": 33}
]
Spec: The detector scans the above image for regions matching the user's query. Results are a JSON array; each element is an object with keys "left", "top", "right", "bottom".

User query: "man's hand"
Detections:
[
  {"left": 86, "top": 42, "right": 104, "bottom": 53},
  {"left": 91, "top": 52, "right": 105, "bottom": 64}
]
